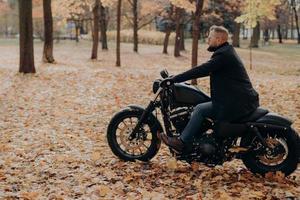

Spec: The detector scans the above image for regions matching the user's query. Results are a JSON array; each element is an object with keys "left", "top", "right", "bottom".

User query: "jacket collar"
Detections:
[{"left": 207, "top": 42, "right": 229, "bottom": 52}]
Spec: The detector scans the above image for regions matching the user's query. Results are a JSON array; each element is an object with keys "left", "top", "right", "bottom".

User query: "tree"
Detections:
[
  {"left": 291, "top": 0, "right": 300, "bottom": 43},
  {"left": 159, "top": 5, "right": 176, "bottom": 54},
  {"left": 91, "top": 0, "right": 100, "bottom": 59},
  {"left": 19, "top": 0, "right": 36, "bottom": 73},
  {"left": 232, "top": 22, "right": 241, "bottom": 47},
  {"left": 116, "top": 0, "right": 121, "bottom": 66},
  {"left": 0, "top": 1, "right": 11, "bottom": 37},
  {"left": 99, "top": 2, "right": 108, "bottom": 50},
  {"left": 225, "top": 1, "right": 243, "bottom": 47},
  {"left": 129, "top": 0, "right": 138, "bottom": 52},
  {"left": 54, "top": 0, "right": 91, "bottom": 42},
  {"left": 236, "top": 0, "right": 281, "bottom": 48},
  {"left": 191, "top": 0, "right": 204, "bottom": 85},
  {"left": 125, "top": 0, "right": 166, "bottom": 53},
  {"left": 250, "top": 21, "right": 260, "bottom": 47},
  {"left": 174, "top": 7, "right": 183, "bottom": 57},
  {"left": 43, "top": 0, "right": 55, "bottom": 63}
]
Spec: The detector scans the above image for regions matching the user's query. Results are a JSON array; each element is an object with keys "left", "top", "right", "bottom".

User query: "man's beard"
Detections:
[{"left": 207, "top": 45, "right": 218, "bottom": 52}]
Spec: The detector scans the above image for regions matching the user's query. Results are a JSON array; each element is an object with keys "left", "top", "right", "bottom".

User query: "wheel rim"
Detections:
[
  {"left": 256, "top": 135, "right": 289, "bottom": 166},
  {"left": 115, "top": 117, "right": 153, "bottom": 157}
]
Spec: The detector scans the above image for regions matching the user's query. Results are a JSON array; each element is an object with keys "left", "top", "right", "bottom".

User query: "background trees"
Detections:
[
  {"left": 0, "top": 0, "right": 299, "bottom": 73},
  {"left": 236, "top": 0, "right": 282, "bottom": 47}
]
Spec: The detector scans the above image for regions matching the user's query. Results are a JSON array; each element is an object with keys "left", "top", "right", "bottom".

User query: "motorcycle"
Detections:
[{"left": 107, "top": 69, "right": 300, "bottom": 176}]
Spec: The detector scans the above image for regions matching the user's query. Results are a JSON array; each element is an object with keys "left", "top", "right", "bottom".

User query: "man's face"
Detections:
[{"left": 207, "top": 31, "right": 221, "bottom": 47}]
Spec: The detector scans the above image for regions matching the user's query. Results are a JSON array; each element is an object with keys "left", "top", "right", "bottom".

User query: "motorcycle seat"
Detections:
[{"left": 235, "top": 107, "right": 269, "bottom": 123}]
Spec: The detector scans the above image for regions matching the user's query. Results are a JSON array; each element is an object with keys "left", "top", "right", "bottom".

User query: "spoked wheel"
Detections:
[
  {"left": 107, "top": 108, "right": 161, "bottom": 161},
  {"left": 241, "top": 128, "right": 299, "bottom": 176}
]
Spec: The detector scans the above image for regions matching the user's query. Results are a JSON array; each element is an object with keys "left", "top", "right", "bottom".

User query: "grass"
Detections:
[{"left": 0, "top": 35, "right": 299, "bottom": 76}]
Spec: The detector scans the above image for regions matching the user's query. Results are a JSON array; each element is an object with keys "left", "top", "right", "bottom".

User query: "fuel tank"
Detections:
[{"left": 173, "top": 83, "right": 211, "bottom": 106}]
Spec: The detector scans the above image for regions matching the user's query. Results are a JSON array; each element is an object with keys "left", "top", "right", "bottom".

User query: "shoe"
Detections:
[{"left": 157, "top": 132, "right": 184, "bottom": 152}]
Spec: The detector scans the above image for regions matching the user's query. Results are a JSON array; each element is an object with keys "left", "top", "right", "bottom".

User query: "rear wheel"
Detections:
[
  {"left": 240, "top": 128, "right": 299, "bottom": 176},
  {"left": 107, "top": 108, "right": 161, "bottom": 161}
]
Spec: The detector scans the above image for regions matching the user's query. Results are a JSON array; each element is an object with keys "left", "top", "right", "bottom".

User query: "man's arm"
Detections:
[{"left": 172, "top": 52, "right": 224, "bottom": 83}]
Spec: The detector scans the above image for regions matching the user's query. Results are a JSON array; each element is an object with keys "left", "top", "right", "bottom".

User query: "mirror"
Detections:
[{"left": 160, "top": 69, "right": 169, "bottom": 78}]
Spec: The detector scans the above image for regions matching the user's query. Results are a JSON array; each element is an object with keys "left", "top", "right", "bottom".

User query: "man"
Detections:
[{"left": 159, "top": 25, "right": 259, "bottom": 152}]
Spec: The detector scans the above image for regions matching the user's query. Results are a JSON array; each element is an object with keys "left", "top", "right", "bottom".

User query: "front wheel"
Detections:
[
  {"left": 107, "top": 108, "right": 161, "bottom": 162},
  {"left": 240, "top": 128, "right": 299, "bottom": 176}
]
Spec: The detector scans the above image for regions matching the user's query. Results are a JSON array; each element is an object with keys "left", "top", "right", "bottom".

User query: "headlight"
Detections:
[{"left": 152, "top": 79, "right": 161, "bottom": 94}]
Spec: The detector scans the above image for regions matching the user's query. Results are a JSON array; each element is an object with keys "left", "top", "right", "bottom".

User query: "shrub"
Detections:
[{"left": 106, "top": 30, "right": 175, "bottom": 45}]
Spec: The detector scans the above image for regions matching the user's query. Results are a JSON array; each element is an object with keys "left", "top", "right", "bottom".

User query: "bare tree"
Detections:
[
  {"left": 191, "top": 0, "right": 204, "bottom": 85},
  {"left": 250, "top": 22, "right": 260, "bottom": 48},
  {"left": 130, "top": 0, "right": 138, "bottom": 52},
  {"left": 174, "top": 7, "right": 183, "bottom": 57},
  {"left": 91, "top": 0, "right": 100, "bottom": 59},
  {"left": 162, "top": 5, "right": 175, "bottom": 54},
  {"left": 19, "top": 0, "right": 35, "bottom": 73},
  {"left": 99, "top": 2, "right": 108, "bottom": 50},
  {"left": 126, "top": 0, "right": 164, "bottom": 53},
  {"left": 291, "top": 0, "right": 300, "bottom": 43},
  {"left": 116, "top": 0, "right": 122, "bottom": 66},
  {"left": 232, "top": 22, "right": 241, "bottom": 47},
  {"left": 43, "top": 0, "right": 55, "bottom": 63}
]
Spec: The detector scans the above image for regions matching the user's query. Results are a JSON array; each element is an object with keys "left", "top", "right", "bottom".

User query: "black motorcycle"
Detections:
[{"left": 107, "top": 69, "right": 300, "bottom": 176}]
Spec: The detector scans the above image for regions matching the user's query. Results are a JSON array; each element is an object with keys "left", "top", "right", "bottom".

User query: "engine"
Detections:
[{"left": 169, "top": 107, "right": 191, "bottom": 133}]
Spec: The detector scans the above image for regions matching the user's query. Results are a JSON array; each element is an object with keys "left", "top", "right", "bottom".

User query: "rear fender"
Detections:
[{"left": 256, "top": 112, "right": 292, "bottom": 127}]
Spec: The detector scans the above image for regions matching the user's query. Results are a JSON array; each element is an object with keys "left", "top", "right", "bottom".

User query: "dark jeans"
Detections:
[{"left": 179, "top": 101, "right": 215, "bottom": 143}]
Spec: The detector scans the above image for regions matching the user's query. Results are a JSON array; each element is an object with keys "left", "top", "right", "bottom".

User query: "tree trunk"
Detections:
[
  {"left": 263, "top": 29, "right": 269, "bottom": 44},
  {"left": 100, "top": 4, "right": 108, "bottom": 50},
  {"left": 272, "top": 29, "right": 275, "bottom": 39},
  {"left": 163, "top": 29, "right": 171, "bottom": 54},
  {"left": 133, "top": 0, "right": 138, "bottom": 52},
  {"left": 43, "top": 0, "right": 55, "bottom": 63},
  {"left": 191, "top": 0, "right": 204, "bottom": 85},
  {"left": 232, "top": 22, "right": 240, "bottom": 47},
  {"left": 116, "top": 0, "right": 122, "bottom": 67},
  {"left": 91, "top": 0, "right": 100, "bottom": 60},
  {"left": 242, "top": 25, "right": 248, "bottom": 40},
  {"left": 292, "top": 4, "right": 300, "bottom": 44},
  {"left": 250, "top": 21, "right": 260, "bottom": 48},
  {"left": 174, "top": 7, "right": 182, "bottom": 57},
  {"left": 4, "top": 15, "right": 8, "bottom": 38},
  {"left": 75, "top": 23, "right": 80, "bottom": 42},
  {"left": 291, "top": 6, "right": 294, "bottom": 39},
  {"left": 19, "top": 0, "right": 35, "bottom": 73},
  {"left": 179, "top": 26, "right": 185, "bottom": 51},
  {"left": 85, "top": 20, "right": 89, "bottom": 35},
  {"left": 284, "top": 25, "right": 288, "bottom": 39},
  {"left": 277, "top": 24, "right": 283, "bottom": 43}
]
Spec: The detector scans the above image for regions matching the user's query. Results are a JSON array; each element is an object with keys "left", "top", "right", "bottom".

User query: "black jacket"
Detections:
[{"left": 173, "top": 42, "right": 259, "bottom": 121}]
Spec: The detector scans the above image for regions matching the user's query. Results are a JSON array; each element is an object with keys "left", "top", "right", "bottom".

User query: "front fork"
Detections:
[
  {"left": 128, "top": 88, "right": 162, "bottom": 141},
  {"left": 128, "top": 101, "right": 156, "bottom": 141}
]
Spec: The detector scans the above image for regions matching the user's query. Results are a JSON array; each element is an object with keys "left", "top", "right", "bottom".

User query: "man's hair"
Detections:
[{"left": 209, "top": 25, "right": 229, "bottom": 41}]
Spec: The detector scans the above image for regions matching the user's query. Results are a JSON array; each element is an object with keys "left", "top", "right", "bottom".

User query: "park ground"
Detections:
[{"left": 0, "top": 39, "right": 299, "bottom": 199}]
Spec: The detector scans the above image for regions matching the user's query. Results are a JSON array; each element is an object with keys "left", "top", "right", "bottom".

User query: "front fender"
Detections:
[{"left": 127, "top": 104, "right": 164, "bottom": 134}]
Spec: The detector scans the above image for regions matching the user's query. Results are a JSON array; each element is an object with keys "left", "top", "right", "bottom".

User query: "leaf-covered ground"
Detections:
[{"left": 0, "top": 40, "right": 299, "bottom": 199}]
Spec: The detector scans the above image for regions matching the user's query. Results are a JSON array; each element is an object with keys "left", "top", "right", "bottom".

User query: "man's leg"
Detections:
[
  {"left": 180, "top": 101, "right": 214, "bottom": 143},
  {"left": 158, "top": 101, "right": 214, "bottom": 152}
]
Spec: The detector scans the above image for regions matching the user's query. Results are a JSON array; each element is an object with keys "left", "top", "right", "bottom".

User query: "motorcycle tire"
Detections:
[
  {"left": 107, "top": 108, "right": 161, "bottom": 162},
  {"left": 240, "top": 127, "right": 299, "bottom": 176}
]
